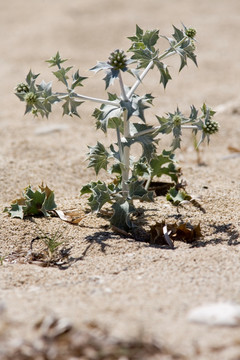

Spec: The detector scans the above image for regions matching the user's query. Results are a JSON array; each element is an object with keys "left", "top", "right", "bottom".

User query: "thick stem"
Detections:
[
  {"left": 116, "top": 127, "right": 124, "bottom": 162},
  {"left": 117, "top": 72, "right": 130, "bottom": 199},
  {"left": 118, "top": 71, "right": 128, "bottom": 101},
  {"left": 122, "top": 109, "right": 130, "bottom": 199}
]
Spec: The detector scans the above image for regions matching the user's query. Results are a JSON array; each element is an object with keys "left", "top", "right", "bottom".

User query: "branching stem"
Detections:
[
  {"left": 127, "top": 35, "right": 188, "bottom": 98},
  {"left": 57, "top": 92, "right": 120, "bottom": 107},
  {"left": 74, "top": 93, "right": 120, "bottom": 107},
  {"left": 128, "top": 124, "right": 199, "bottom": 139},
  {"left": 127, "top": 60, "right": 154, "bottom": 99}
]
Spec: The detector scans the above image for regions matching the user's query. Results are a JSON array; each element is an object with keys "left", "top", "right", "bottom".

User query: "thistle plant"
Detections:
[{"left": 15, "top": 24, "right": 218, "bottom": 232}]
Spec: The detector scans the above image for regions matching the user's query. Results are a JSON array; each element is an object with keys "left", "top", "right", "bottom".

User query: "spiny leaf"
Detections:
[
  {"left": 128, "top": 180, "right": 154, "bottom": 202},
  {"left": 4, "top": 185, "right": 57, "bottom": 218},
  {"left": 53, "top": 67, "right": 72, "bottom": 84},
  {"left": 142, "top": 29, "right": 159, "bottom": 49},
  {"left": 81, "top": 181, "right": 113, "bottom": 213},
  {"left": 4, "top": 203, "right": 24, "bottom": 219},
  {"left": 62, "top": 93, "right": 83, "bottom": 117},
  {"left": 92, "top": 101, "right": 122, "bottom": 133},
  {"left": 150, "top": 150, "right": 179, "bottom": 183},
  {"left": 26, "top": 70, "right": 40, "bottom": 86},
  {"left": 166, "top": 187, "right": 191, "bottom": 205},
  {"left": 121, "top": 93, "right": 154, "bottom": 122},
  {"left": 88, "top": 183, "right": 112, "bottom": 213},
  {"left": 90, "top": 61, "right": 112, "bottom": 73},
  {"left": 87, "top": 142, "right": 110, "bottom": 175},
  {"left": 110, "top": 200, "right": 134, "bottom": 231},
  {"left": 46, "top": 52, "right": 68, "bottom": 68},
  {"left": 103, "top": 69, "right": 119, "bottom": 89},
  {"left": 126, "top": 123, "right": 159, "bottom": 162},
  {"left": 71, "top": 70, "right": 87, "bottom": 89},
  {"left": 155, "top": 61, "right": 171, "bottom": 88}
]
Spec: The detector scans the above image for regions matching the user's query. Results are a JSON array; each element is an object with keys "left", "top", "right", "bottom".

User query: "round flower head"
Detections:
[
  {"left": 203, "top": 120, "right": 219, "bottom": 134},
  {"left": 173, "top": 115, "right": 182, "bottom": 126},
  {"left": 108, "top": 49, "right": 127, "bottom": 71},
  {"left": 185, "top": 28, "right": 197, "bottom": 39},
  {"left": 16, "top": 83, "right": 29, "bottom": 93},
  {"left": 24, "top": 92, "right": 38, "bottom": 105}
]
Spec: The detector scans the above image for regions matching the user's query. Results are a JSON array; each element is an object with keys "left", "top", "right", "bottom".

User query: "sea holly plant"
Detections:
[
  {"left": 4, "top": 184, "right": 57, "bottom": 219},
  {"left": 15, "top": 24, "right": 219, "bottom": 232}
]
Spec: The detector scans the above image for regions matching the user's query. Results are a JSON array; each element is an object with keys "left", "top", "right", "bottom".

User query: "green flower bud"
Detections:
[
  {"left": 16, "top": 83, "right": 29, "bottom": 93},
  {"left": 108, "top": 49, "right": 127, "bottom": 71},
  {"left": 24, "top": 92, "right": 38, "bottom": 105},
  {"left": 32, "top": 109, "right": 38, "bottom": 116},
  {"left": 190, "top": 40, "right": 196, "bottom": 51},
  {"left": 185, "top": 28, "right": 197, "bottom": 39},
  {"left": 203, "top": 120, "right": 219, "bottom": 134},
  {"left": 173, "top": 115, "right": 182, "bottom": 126}
]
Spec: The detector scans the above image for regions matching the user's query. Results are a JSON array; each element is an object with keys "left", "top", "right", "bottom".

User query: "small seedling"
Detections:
[
  {"left": 4, "top": 184, "right": 56, "bottom": 219},
  {"left": 31, "top": 227, "right": 65, "bottom": 262},
  {"left": 15, "top": 24, "right": 219, "bottom": 232}
]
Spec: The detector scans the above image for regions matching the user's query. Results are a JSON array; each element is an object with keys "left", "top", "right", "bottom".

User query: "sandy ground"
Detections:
[{"left": 0, "top": 0, "right": 240, "bottom": 359}]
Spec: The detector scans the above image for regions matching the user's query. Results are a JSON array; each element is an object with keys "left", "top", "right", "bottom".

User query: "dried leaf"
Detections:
[
  {"left": 174, "top": 222, "right": 202, "bottom": 243},
  {"left": 150, "top": 221, "right": 175, "bottom": 247},
  {"left": 55, "top": 209, "right": 85, "bottom": 224},
  {"left": 228, "top": 146, "right": 240, "bottom": 153},
  {"left": 150, "top": 221, "right": 202, "bottom": 246}
]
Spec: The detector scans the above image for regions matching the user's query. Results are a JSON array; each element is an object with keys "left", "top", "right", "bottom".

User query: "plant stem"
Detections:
[
  {"left": 144, "top": 174, "right": 152, "bottom": 191},
  {"left": 57, "top": 92, "right": 120, "bottom": 107},
  {"left": 128, "top": 124, "right": 199, "bottom": 139},
  {"left": 116, "top": 127, "right": 124, "bottom": 162},
  {"left": 118, "top": 71, "right": 129, "bottom": 101},
  {"left": 127, "top": 60, "right": 154, "bottom": 99},
  {"left": 118, "top": 71, "right": 130, "bottom": 199},
  {"left": 122, "top": 109, "right": 130, "bottom": 199},
  {"left": 74, "top": 93, "right": 120, "bottom": 106},
  {"left": 181, "top": 125, "right": 199, "bottom": 130}
]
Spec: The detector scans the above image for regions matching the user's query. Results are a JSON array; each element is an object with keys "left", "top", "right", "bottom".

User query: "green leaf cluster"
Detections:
[
  {"left": 156, "top": 104, "right": 217, "bottom": 150},
  {"left": 132, "top": 149, "right": 180, "bottom": 185},
  {"left": 4, "top": 184, "right": 57, "bottom": 219},
  {"left": 15, "top": 53, "right": 87, "bottom": 118},
  {"left": 81, "top": 179, "right": 154, "bottom": 231},
  {"left": 166, "top": 187, "right": 192, "bottom": 206},
  {"left": 128, "top": 24, "right": 197, "bottom": 88}
]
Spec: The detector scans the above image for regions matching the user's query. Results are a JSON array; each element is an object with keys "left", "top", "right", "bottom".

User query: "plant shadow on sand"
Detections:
[
  {"left": 190, "top": 223, "right": 240, "bottom": 248},
  {"left": 82, "top": 221, "right": 240, "bottom": 252}
]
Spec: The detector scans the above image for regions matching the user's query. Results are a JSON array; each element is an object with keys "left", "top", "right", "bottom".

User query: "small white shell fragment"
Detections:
[
  {"left": 35, "top": 124, "right": 68, "bottom": 135},
  {"left": 188, "top": 302, "right": 240, "bottom": 326}
]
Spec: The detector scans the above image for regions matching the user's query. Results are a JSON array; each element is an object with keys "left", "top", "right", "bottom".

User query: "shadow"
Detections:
[
  {"left": 84, "top": 231, "right": 119, "bottom": 254},
  {"left": 190, "top": 223, "right": 240, "bottom": 248},
  {"left": 211, "top": 223, "right": 240, "bottom": 246}
]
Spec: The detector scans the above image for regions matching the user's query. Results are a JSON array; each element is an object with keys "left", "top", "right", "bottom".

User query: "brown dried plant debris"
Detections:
[{"left": 150, "top": 221, "right": 202, "bottom": 247}]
